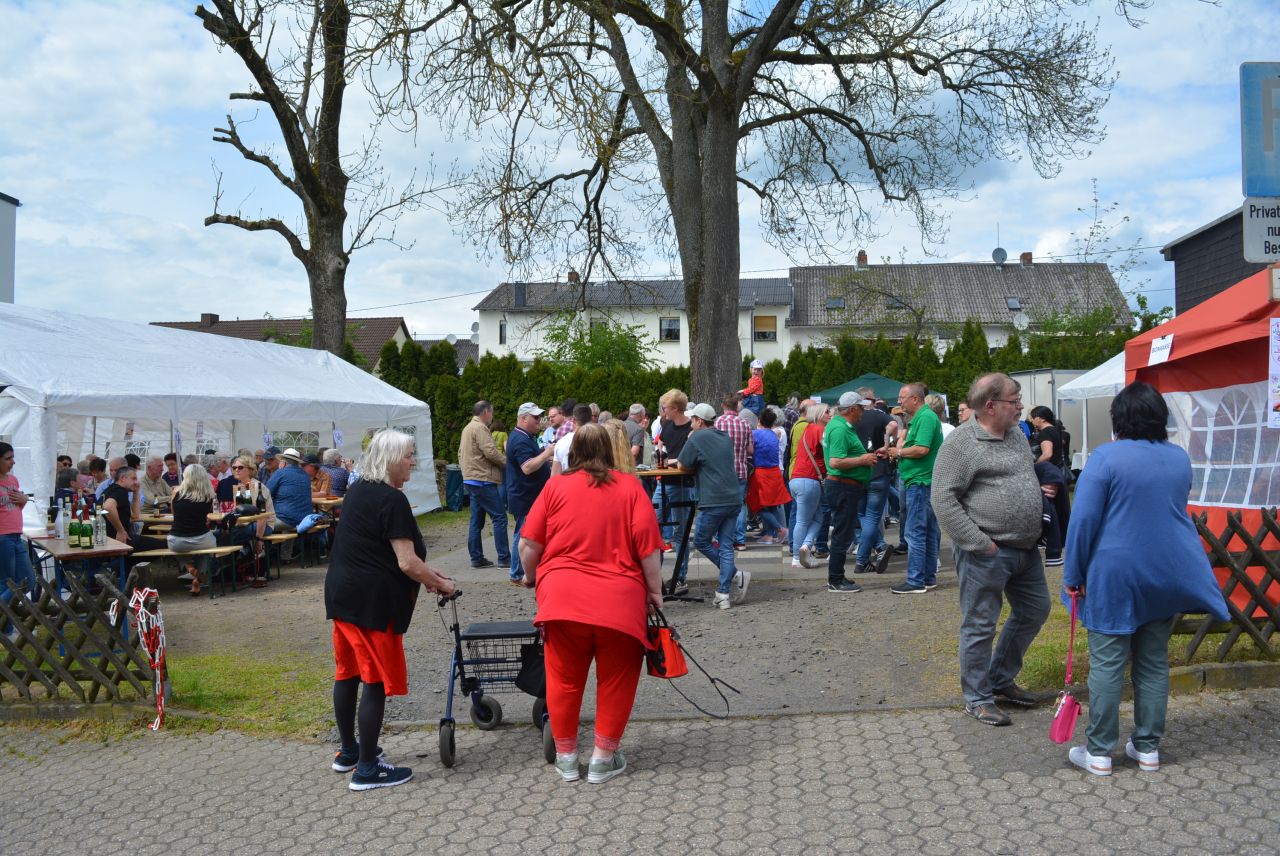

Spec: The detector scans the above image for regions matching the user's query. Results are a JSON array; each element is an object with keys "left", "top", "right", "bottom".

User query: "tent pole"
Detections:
[{"left": 91, "top": 416, "right": 97, "bottom": 456}]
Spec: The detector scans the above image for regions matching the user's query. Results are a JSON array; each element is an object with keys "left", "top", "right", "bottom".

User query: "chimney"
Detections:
[
  {"left": 512, "top": 282, "right": 526, "bottom": 308},
  {"left": 1019, "top": 252, "right": 1033, "bottom": 267},
  {"left": 856, "top": 249, "right": 868, "bottom": 268},
  {"left": 0, "top": 192, "right": 18, "bottom": 304},
  {"left": 567, "top": 269, "right": 580, "bottom": 284},
  {"left": 200, "top": 312, "right": 219, "bottom": 327}
]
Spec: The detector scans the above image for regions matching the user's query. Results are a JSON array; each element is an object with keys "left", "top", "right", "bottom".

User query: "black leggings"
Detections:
[{"left": 333, "top": 678, "right": 387, "bottom": 766}]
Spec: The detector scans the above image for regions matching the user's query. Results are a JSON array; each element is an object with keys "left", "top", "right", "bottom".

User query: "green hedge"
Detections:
[{"left": 381, "top": 320, "right": 1134, "bottom": 462}]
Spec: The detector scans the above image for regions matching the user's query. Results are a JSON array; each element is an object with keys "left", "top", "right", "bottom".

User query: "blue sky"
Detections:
[{"left": 0, "top": 0, "right": 1272, "bottom": 341}]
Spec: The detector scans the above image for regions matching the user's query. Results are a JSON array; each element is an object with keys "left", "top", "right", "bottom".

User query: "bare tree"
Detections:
[
  {"left": 371, "top": 0, "right": 1171, "bottom": 399},
  {"left": 196, "top": 0, "right": 443, "bottom": 357}
]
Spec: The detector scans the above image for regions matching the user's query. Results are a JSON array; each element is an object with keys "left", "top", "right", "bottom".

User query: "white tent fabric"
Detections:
[
  {"left": 1057, "top": 351, "right": 1126, "bottom": 400},
  {"left": 0, "top": 303, "right": 439, "bottom": 532}
]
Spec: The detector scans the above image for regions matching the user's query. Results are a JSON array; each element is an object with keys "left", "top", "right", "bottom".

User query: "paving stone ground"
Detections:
[{"left": 4, "top": 688, "right": 1278, "bottom": 855}]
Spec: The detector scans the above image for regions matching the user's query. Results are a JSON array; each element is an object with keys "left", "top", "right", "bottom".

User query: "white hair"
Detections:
[
  {"left": 322, "top": 448, "right": 342, "bottom": 466},
  {"left": 359, "top": 429, "right": 415, "bottom": 485},
  {"left": 178, "top": 464, "right": 215, "bottom": 503}
]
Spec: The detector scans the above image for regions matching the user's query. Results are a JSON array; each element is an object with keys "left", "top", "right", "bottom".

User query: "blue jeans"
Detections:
[
  {"left": 856, "top": 475, "right": 891, "bottom": 566},
  {"left": 734, "top": 478, "right": 747, "bottom": 545},
  {"left": 759, "top": 506, "right": 786, "bottom": 537},
  {"left": 0, "top": 533, "right": 38, "bottom": 611},
  {"left": 887, "top": 479, "right": 901, "bottom": 519},
  {"left": 510, "top": 513, "right": 527, "bottom": 580},
  {"left": 789, "top": 478, "right": 823, "bottom": 550},
  {"left": 903, "top": 483, "right": 940, "bottom": 587},
  {"left": 741, "top": 394, "right": 764, "bottom": 416},
  {"left": 785, "top": 499, "right": 797, "bottom": 551},
  {"left": 955, "top": 545, "right": 1050, "bottom": 707},
  {"left": 693, "top": 505, "right": 739, "bottom": 594},
  {"left": 660, "top": 482, "right": 693, "bottom": 579},
  {"left": 465, "top": 483, "right": 510, "bottom": 565}
]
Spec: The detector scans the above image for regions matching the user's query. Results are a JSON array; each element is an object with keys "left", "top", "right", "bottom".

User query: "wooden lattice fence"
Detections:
[
  {"left": 1174, "top": 509, "right": 1280, "bottom": 664},
  {"left": 0, "top": 571, "right": 152, "bottom": 704}
]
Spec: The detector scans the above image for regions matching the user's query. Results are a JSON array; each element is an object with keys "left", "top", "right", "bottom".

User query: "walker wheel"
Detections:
[
  {"left": 542, "top": 720, "right": 555, "bottom": 764},
  {"left": 439, "top": 721, "right": 456, "bottom": 767},
  {"left": 531, "top": 697, "right": 547, "bottom": 728},
  {"left": 470, "top": 695, "right": 503, "bottom": 730}
]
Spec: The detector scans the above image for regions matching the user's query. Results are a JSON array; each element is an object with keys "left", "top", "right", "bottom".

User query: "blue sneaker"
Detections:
[
  {"left": 332, "top": 746, "right": 384, "bottom": 772},
  {"left": 349, "top": 759, "right": 413, "bottom": 791}
]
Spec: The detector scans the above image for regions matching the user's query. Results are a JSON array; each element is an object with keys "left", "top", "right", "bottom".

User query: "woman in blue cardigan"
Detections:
[{"left": 1063, "top": 382, "right": 1228, "bottom": 777}]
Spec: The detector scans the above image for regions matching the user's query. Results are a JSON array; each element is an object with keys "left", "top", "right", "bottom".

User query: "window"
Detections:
[
  {"left": 124, "top": 440, "right": 151, "bottom": 460},
  {"left": 659, "top": 317, "right": 681, "bottom": 342},
  {"left": 886, "top": 295, "right": 906, "bottom": 310},
  {"left": 1006, "top": 297, "right": 1022, "bottom": 311},
  {"left": 825, "top": 297, "right": 845, "bottom": 310},
  {"left": 1183, "top": 388, "right": 1280, "bottom": 507},
  {"left": 272, "top": 431, "right": 321, "bottom": 458},
  {"left": 753, "top": 315, "right": 777, "bottom": 341},
  {"left": 498, "top": 321, "right": 507, "bottom": 345}
]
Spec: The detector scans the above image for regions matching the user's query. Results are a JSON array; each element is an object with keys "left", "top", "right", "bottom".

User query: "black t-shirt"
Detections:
[
  {"left": 1036, "top": 424, "right": 1065, "bottom": 468},
  {"left": 857, "top": 407, "right": 895, "bottom": 479},
  {"left": 324, "top": 479, "right": 425, "bottom": 634},
  {"left": 216, "top": 478, "right": 237, "bottom": 503},
  {"left": 103, "top": 483, "right": 132, "bottom": 540},
  {"left": 505, "top": 427, "right": 550, "bottom": 517},
  {"left": 659, "top": 419, "right": 693, "bottom": 459},
  {"left": 172, "top": 496, "right": 211, "bottom": 538}
]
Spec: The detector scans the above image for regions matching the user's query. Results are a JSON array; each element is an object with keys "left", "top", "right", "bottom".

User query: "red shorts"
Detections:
[{"left": 332, "top": 619, "right": 408, "bottom": 696}]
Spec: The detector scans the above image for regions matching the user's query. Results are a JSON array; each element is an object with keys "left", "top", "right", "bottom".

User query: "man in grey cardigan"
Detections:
[{"left": 932, "top": 373, "right": 1050, "bottom": 727}]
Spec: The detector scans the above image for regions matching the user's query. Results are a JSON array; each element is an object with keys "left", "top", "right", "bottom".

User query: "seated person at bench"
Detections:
[
  {"left": 268, "top": 449, "right": 311, "bottom": 560},
  {"left": 101, "top": 467, "right": 167, "bottom": 559},
  {"left": 169, "top": 464, "right": 218, "bottom": 596},
  {"left": 229, "top": 454, "right": 276, "bottom": 558},
  {"left": 139, "top": 456, "right": 172, "bottom": 512}
]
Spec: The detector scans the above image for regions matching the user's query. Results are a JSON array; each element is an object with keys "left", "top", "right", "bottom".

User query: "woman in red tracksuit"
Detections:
[{"left": 519, "top": 423, "right": 665, "bottom": 785}]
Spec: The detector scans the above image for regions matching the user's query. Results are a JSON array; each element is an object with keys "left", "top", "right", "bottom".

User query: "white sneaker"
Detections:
[
  {"left": 791, "top": 557, "right": 802, "bottom": 569},
  {"left": 1068, "top": 746, "right": 1112, "bottom": 777},
  {"left": 798, "top": 545, "right": 813, "bottom": 568},
  {"left": 732, "top": 569, "right": 750, "bottom": 604},
  {"left": 1125, "top": 739, "right": 1159, "bottom": 772},
  {"left": 713, "top": 592, "right": 731, "bottom": 610}
]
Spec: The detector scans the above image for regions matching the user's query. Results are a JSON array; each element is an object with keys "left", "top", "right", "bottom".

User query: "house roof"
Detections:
[
  {"left": 1160, "top": 208, "right": 1241, "bottom": 260},
  {"left": 473, "top": 278, "right": 792, "bottom": 312},
  {"left": 788, "top": 262, "right": 1130, "bottom": 329},
  {"left": 151, "top": 315, "right": 408, "bottom": 369},
  {"left": 414, "top": 337, "right": 479, "bottom": 367}
]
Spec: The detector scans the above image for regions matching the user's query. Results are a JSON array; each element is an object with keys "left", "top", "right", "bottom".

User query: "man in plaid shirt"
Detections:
[
  {"left": 552, "top": 397, "right": 577, "bottom": 442},
  {"left": 715, "top": 394, "right": 754, "bottom": 549}
]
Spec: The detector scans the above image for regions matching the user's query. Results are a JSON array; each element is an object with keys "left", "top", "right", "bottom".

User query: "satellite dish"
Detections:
[
  {"left": 992, "top": 247, "right": 1008, "bottom": 267},
  {"left": 1011, "top": 312, "right": 1030, "bottom": 331},
  {"left": 469, "top": 333, "right": 479, "bottom": 344},
  {"left": 445, "top": 334, "right": 457, "bottom": 344},
  {"left": 470, "top": 321, "right": 480, "bottom": 333}
]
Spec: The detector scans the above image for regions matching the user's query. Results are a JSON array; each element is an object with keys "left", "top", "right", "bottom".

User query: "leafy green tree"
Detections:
[{"left": 533, "top": 311, "right": 660, "bottom": 373}]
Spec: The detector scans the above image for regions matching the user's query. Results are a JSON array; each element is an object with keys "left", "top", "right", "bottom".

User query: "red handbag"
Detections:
[
  {"left": 645, "top": 609, "right": 689, "bottom": 679},
  {"left": 1049, "top": 591, "right": 1082, "bottom": 744}
]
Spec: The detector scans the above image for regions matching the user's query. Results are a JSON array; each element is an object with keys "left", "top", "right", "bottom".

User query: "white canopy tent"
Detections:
[
  {"left": 0, "top": 303, "right": 438, "bottom": 533},
  {"left": 1055, "top": 350, "right": 1126, "bottom": 466}
]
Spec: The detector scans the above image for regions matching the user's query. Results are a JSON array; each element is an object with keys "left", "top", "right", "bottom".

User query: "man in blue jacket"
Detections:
[
  {"left": 505, "top": 402, "right": 555, "bottom": 584},
  {"left": 269, "top": 448, "right": 314, "bottom": 560}
]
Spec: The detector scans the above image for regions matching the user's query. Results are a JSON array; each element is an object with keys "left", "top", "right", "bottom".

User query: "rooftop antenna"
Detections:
[{"left": 992, "top": 223, "right": 1007, "bottom": 268}]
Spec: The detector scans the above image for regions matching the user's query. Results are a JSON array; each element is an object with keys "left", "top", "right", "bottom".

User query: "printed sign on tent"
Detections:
[
  {"left": 262, "top": 433, "right": 273, "bottom": 448},
  {"left": 124, "top": 421, "right": 135, "bottom": 440},
  {"left": 1269, "top": 319, "right": 1280, "bottom": 429},
  {"left": 332, "top": 429, "right": 344, "bottom": 448},
  {"left": 195, "top": 421, "right": 204, "bottom": 440},
  {"left": 1148, "top": 334, "right": 1174, "bottom": 367}
]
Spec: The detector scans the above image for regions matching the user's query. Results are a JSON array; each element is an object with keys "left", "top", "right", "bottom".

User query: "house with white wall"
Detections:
[{"left": 473, "top": 255, "right": 1129, "bottom": 366}]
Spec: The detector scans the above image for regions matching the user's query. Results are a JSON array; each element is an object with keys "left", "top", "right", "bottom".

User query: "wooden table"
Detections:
[
  {"left": 636, "top": 468, "right": 699, "bottom": 602},
  {"left": 313, "top": 496, "right": 343, "bottom": 512},
  {"left": 30, "top": 535, "right": 133, "bottom": 591}
]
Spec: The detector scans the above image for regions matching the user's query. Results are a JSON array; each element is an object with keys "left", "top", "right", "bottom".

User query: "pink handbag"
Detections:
[{"left": 1049, "top": 592, "right": 1081, "bottom": 744}]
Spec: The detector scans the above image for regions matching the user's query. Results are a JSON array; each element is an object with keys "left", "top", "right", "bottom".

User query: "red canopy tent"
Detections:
[{"left": 1125, "top": 266, "right": 1280, "bottom": 617}]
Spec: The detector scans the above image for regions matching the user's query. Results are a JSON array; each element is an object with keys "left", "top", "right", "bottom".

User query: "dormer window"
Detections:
[
  {"left": 886, "top": 296, "right": 906, "bottom": 310},
  {"left": 1006, "top": 297, "right": 1022, "bottom": 311},
  {"left": 826, "top": 297, "right": 845, "bottom": 310}
]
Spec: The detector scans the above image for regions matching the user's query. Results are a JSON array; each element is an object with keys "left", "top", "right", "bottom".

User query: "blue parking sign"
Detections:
[{"left": 1242, "top": 63, "right": 1280, "bottom": 197}]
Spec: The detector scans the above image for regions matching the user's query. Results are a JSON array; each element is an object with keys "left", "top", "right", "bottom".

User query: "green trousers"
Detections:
[{"left": 1085, "top": 617, "right": 1174, "bottom": 757}]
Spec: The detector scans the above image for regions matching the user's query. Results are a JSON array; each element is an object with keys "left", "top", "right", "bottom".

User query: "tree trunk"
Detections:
[
  {"left": 685, "top": 103, "right": 741, "bottom": 404},
  {"left": 308, "top": 225, "right": 348, "bottom": 357}
]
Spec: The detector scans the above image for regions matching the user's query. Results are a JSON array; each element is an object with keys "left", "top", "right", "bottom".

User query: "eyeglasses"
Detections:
[
  {"left": 992, "top": 397, "right": 1023, "bottom": 406},
  {"left": 232, "top": 465, "right": 247, "bottom": 470}
]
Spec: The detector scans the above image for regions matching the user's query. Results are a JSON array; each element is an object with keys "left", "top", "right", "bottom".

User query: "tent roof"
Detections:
[
  {"left": 1125, "top": 268, "right": 1279, "bottom": 392},
  {"left": 814, "top": 372, "right": 904, "bottom": 406},
  {"left": 1057, "top": 352, "right": 1126, "bottom": 400},
  {"left": 0, "top": 303, "right": 427, "bottom": 424}
]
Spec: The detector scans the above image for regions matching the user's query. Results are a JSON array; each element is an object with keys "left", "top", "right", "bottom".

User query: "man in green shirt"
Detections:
[
  {"left": 822, "top": 392, "right": 878, "bottom": 593},
  {"left": 885, "top": 382, "right": 944, "bottom": 594}
]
